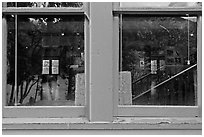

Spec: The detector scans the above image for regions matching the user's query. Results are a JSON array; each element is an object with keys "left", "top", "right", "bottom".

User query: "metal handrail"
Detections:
[
  {"left": 132, "top": 65, "right": 166, "bottom": 84},
  {"left": 132, "top": 64, "right": 197, "bottom": 101},
  {"left": 132, "top": 73, "right": 151, "bottom": 84}
]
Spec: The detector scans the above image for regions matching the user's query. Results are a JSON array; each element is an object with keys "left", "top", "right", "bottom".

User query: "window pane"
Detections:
[
  {"left": 120, "top": 2, "right": 202, "bottom": 8},
  {"left": 6, "top": 2, "right": 83, "bottom": 8},
  {"left": 120, "top": 15, "right": 197, "bottom": 106},
  {"left": 6, "top": 15, "right": 15, "bottom": 106},
  {"left": 7, "top": 15, "right": 85, "bottom": 106}
]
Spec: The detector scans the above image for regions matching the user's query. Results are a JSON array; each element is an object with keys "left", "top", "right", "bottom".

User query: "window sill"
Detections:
[{"left": 3, "top": 117, "right": 201, "bottom": 130}]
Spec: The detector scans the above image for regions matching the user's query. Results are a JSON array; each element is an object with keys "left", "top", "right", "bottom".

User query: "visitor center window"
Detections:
[
  {"left": 119, "top": 15, "right": 198, "bottom": 106},
  {"left": 5, "top": 3, "right": 85, "bottom": 107}
]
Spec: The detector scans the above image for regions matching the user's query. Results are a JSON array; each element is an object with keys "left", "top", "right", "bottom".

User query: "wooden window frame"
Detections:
[
  {"left": 2, "top": 2, "right": 115, "bottom": 122},
  {"left": 2, "top": 2, "right": 89, "bottom": 118},
  {"left": 112, "top": 2, "right": 202, "bottom": 117},
  {"left": 2, "top": 2, "right": 202, "bottom": 123},
  {"left": 2, "top": 3, "right": 202, "bottom": 132}
]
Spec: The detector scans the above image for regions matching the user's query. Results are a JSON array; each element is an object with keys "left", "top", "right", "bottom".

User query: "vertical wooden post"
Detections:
[
  {"left": 197, "top": 16, "right": 202, "bottom": 117},
  {"left": 85, "top": 12, "right": 90, "bottom": 117},
  {"left": 88, "top": 2, "right": 113, "bottom": 122},
  {"left": 2, "top": 16, "right": 7, "bottom": 107},
  {"left": 113, "top": 15, "right": 119, "bottom": 115}
]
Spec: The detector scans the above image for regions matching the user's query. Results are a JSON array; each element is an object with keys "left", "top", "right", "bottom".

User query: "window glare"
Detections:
[{"left": 120, "top": 2, "right": 202, "bottom": 8}]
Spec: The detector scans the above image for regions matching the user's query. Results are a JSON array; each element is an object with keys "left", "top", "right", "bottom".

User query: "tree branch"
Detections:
[
  {"left": 24, "top": 80, "right": 38, "bottom": 99},
  {"left": 9, "top": 83, "right": 15, "bottom": 105}
]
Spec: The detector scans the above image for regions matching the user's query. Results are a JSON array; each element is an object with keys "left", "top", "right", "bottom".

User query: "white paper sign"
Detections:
[
  {"left": 42, "top": 60, "right": 50, "bottom": 74},
  {"left": 52, "top": 67, "right": 59, "bottom": 74},
  {"left": 43, "top": 60, "right": 50, "bottom": 67},
  {"left": 151, "top": 60, "right": 157, "bottom": 74},
  {"left": 42, "top": 67, "right": 49, "bottom": 74},
  {"left": 52, "top": 60, "right": 59, "bottom": 67},
  {"left": 52, "top": 60, "right": 59, "bottom": 74}
]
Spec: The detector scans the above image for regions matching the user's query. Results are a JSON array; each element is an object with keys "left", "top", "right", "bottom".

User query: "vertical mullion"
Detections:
[
  {"left": 197, "top": 16, "right": 202, "bottom": 117},
  {"left": 89, "top": 2, "right": 113, "bottom": 122},
  {"left": 14, "top": 14, "right": 18, "bottom": 106},
  {"left": 119, "top": 14, "right": 123, "bottom": 72},
  {"left": 2, "top": 16, "right": 7, "bottom": 107},
  {"left": 113, "top": 15, "right": 119, "bottom": 116},
  {"left": 85, "top": 14, "right": 90, "bottom": 118},
  {"left": 84, "top": 3, "right": 90, "bottom": 117}
]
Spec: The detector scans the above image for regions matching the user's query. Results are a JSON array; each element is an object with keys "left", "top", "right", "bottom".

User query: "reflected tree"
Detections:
[
  {"left": 6, "top": 2, "right": 83, "bottom": 7},
  {"left": 7, "top": 15, "right": 84, "bottom": 105},
  {"left": 122, "top": 16, "right": 197, "bottom": 104}
]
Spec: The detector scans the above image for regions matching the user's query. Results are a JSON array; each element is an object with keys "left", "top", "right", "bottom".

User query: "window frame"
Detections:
[
  {"left": 2, "top": 3, "right": 202, "bottom": 132},
  {"left": 2, "top": 2, "right": 89, "bottom": 118},
  {"left": 2, "top": 1, "right": 202, "bottom": 121},
  {"left": 113, "top": 2, "right": 202, "bottom": 117}
]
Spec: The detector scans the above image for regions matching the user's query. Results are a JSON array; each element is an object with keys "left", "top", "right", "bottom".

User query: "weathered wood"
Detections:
[
  {"left": 3, "top": 106, "right": 85, "bottom": 118},
  {"left": 118, "top": 105, "right": 199, "bottom": 117}
]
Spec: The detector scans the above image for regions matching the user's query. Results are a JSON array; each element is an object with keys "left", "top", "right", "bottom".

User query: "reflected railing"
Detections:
[{"left": 132, "top": 64, "right": 197, "bottom": 105}]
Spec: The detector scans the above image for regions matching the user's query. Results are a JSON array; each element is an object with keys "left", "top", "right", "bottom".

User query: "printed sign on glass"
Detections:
[
  {"left": 52, "top": 60, "right": 59, "bottom": 74},
  {"left": 42, "top": 60, "right": 50, "bottom": 74},
  {"left": 151, "top": 60, "right": 157, "bottom": 74}
]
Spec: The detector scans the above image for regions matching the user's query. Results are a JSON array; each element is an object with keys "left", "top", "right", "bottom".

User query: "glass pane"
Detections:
[
  {"left": 120, "top": 2, "right": 202, "bottom": 8},
  {"left": 7, "top": 15, "right": 85, "bottom": 106},
  {"left": 120, "top": 15, "right": 197, "bottom": 106},
  {"left": 6, "top": 15, "right": 15, "bottom": 106},
  {"left": 6, "top": 2, "right": 83, "bottom": 8}
]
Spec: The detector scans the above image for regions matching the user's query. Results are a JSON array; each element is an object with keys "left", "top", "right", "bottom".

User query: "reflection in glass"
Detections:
[
  {"left": 6, "top": 15, "right": 15, "bottom": 106},
  {"left": 120, "top": 2, "right": 202, "bottom": 8},
  {"left": 6, "top": 2, "right": 83, "bottom": 8},
  {"left": 120, "top": 15, "right": 197, "bottom": 106},
  {"left": 6, "top": 15, "right": 84, "bottom": 106}
]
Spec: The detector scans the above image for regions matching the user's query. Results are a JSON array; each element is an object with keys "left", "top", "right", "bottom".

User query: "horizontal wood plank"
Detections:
[
  {"left": 117, "top": 106, "right": 199, "bottom": 117},
  {"left": 3, "top": 106, "right": 85, "bottom": 118}
]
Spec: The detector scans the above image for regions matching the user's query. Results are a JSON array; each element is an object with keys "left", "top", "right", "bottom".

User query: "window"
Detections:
[
  {"left": 3, "top": 2, "right": 87, "bottom": 118},
  {"left": 120, "top": 15, "right": 197, "bottom": 106},
  {"left": 114, "top": 2, "right": 202, "bottom": 117},
  {"left": 2, "top": 3, "right": 202, "bottom": 132},
  {"left": 7, "top": 15, "right": 84, "bottom": 106}
]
